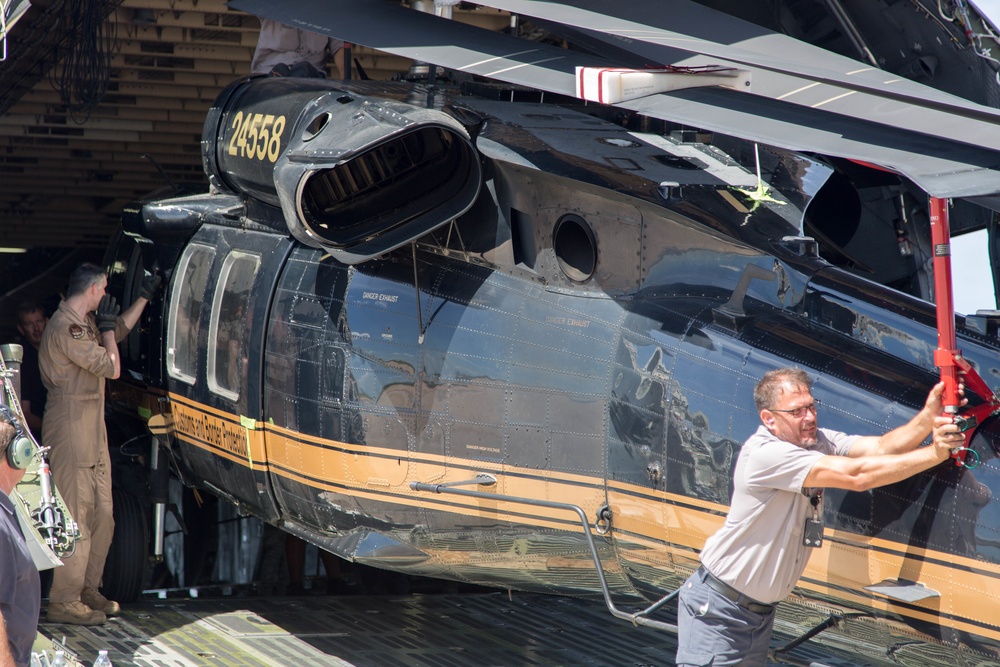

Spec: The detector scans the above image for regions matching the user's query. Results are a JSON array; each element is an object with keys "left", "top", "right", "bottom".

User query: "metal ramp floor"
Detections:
[{"left": 37, "top": 590, "right": 876, "bottom": 666}]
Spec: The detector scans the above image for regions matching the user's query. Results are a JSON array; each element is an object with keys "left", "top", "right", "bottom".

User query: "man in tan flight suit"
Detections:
[{"left": 40, "top": 263, "right": 159, "bottom": 625}]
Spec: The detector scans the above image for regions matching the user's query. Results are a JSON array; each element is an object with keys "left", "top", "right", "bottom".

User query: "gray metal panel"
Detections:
[
  {"left": 229, "top": 0, "right": 584, "bottom": 94},
  {"left": 230, "top": 0, "right": 1000, "bottom": 197},
  {"left": 865, "top": 579, "right": 941, "bottom": 603},
  {"left": 477, "top": 0, "right": 1000, "bottom": 119},
  {"left": 623, "top": 88, "right": 1000, "bottom": 199}
]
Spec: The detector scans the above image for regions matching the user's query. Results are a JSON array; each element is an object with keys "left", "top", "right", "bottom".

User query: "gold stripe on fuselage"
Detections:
[
  {"left": 171, "top": 395, "right": 269, "bottom": 471},
  {"left": 169, "top": 393, "right": 1000, "bottom": 641}
]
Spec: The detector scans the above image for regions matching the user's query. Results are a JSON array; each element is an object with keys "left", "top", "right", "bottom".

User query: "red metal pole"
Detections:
[{"left": 930, "top": 196, "right": 960, "bottom": 413}]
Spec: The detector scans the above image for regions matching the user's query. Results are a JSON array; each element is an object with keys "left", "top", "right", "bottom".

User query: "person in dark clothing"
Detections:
[{"left": 14, "top": 302, "right": 47, "bottom": 441}]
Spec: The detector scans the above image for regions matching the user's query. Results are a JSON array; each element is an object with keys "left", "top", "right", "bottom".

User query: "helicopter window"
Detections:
[
  {"left": 208, "top": 251, "right": 261, "bottom": 401},
  {"left": 553, "top": 214, "right": 597, "bottom": 282},
  {"left": 166, "top": 243, "right": 216, "bottom": 385}
]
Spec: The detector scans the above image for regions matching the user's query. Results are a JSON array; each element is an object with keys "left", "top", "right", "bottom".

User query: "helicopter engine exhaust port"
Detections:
[{"left": 205, "top": 77, "right": 482, "bottom": 264}]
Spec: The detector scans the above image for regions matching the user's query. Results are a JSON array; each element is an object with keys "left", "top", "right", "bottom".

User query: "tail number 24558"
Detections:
[{"left": 227, "top": 111, "right": 287, "bottom": 162}]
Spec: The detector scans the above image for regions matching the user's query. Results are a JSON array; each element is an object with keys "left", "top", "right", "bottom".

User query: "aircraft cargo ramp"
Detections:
[{"left": 35, "top": 591, "right": 878, "bottom": 667}]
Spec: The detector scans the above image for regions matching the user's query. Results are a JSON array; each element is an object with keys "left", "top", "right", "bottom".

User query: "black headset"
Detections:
[{"left": 0, "top": 404, "right": 34, "bottom": 470}]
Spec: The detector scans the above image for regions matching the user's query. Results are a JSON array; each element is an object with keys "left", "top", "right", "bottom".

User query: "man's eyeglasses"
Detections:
[{"left": 769, "top": 400, "right": 821, "bottom": 419}]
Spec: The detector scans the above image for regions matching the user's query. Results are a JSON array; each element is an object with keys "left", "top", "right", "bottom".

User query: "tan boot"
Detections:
[
  {"left": 81, "top": 588, "right": 121, "bottom": 617},
  {"left": 47, "top": 601, "right": 107, "bottom": 626}
]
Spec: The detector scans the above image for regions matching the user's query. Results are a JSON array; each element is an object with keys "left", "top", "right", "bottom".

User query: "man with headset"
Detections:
[{"left": 0, "top": 407, "right": 40, "bottom": 667}]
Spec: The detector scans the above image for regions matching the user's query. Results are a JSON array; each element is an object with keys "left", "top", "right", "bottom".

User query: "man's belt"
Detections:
[
  {"left": 697, "top": 566, "right": 775, "bottom": 615},
  {"left": 47, "top": 391, "right": 101, "bottom": 400}
]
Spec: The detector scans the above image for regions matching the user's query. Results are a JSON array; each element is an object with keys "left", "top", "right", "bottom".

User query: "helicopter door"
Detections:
[
  {"left": 165, "top": 227, "right": 286, "bottom": 522},
  {"left": 261, "top": 246, "right": 361, "bottom": 531}
]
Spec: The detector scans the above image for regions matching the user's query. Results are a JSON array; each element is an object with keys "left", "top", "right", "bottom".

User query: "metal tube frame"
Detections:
[{"left": 410, "top": 474, "right": 679, "bottom": 633}]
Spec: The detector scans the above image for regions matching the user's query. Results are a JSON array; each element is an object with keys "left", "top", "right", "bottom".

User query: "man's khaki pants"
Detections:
[{"left": 49, "top": 460, "right": 115, "bottom": 603}]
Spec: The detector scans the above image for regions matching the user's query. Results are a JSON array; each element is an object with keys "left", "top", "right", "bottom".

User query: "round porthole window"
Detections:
[{"left": 553, "top": 214, "right": 597, "bottom": 282}]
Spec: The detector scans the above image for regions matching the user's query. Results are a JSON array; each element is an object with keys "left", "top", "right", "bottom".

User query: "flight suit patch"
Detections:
[{"left": 69, "top": 324, "right": 85, "bottom": 339}]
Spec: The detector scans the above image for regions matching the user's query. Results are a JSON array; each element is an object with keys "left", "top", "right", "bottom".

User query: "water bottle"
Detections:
[
  {"left": 50, "top": 650, "right": 67, "bottom": 667},
  {"left": 93, "top": 650, "right": 113, "bottom": 667}
]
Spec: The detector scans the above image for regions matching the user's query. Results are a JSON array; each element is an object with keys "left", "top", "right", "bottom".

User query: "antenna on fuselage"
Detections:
[{"left": 412, "top": 242, "right": 426, "bottom": 345}]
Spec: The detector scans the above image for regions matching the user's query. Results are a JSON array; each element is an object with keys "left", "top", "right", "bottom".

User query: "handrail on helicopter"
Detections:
[
  {"left": 410, "top": 475, "right": 681, "bottom": 633},
  {"left": 410, "top": 475, "right": 853, "bottom": 667}
]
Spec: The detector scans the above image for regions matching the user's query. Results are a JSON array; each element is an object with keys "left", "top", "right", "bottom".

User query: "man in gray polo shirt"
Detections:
[{"left": 675, "top": 367, "right": 961, "bottom": 667}]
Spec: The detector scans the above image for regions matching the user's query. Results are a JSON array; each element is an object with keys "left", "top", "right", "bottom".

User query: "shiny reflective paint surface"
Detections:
[
  {"left": 253, "top": 232, "right": 1000, "bottom": 657},
  {"left": 108, "top": 79, "right": 1000, "bottom": 665}
]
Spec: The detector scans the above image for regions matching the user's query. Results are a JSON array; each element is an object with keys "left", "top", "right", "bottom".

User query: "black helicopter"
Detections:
[{"left": 95, "top": 1, "right": 1000, "bottom": 665}]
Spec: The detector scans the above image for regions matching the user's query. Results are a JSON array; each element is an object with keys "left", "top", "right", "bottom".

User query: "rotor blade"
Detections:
[
  {"left": 229, "top": 0, "right": 1000, "bottom": 198},
  {"left": 474, "top": 0, "right": 1000, "bottom": 124},
  {"left": 474, "top": 0, "right": 1000, "bottom": 164},
  {"left": 624, "top": 88, "right": 1000, "bottom": 199},
  {"left": 230, "top": 0, "right": 586, "bottom": 95}
]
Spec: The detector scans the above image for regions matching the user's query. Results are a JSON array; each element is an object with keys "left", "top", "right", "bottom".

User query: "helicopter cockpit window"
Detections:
[
  {"left": 166, "top": 243, "right": 216, "bottom": 385},
  {"left": 208, "top": 251, "right": 261, "bottom": 401}
]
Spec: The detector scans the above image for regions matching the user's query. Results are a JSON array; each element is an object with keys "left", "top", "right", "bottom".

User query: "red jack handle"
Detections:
[{"left": 930, "top": 197, "right": 961, "bottom": 413}]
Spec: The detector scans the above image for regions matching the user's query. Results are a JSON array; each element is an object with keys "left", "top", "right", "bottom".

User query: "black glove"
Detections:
[
  {"left": 96, "top": 294, "right": 120, "bottom": 333},
  {"left": 139, "top": 271, "right": 162, "bottom": 301}
]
